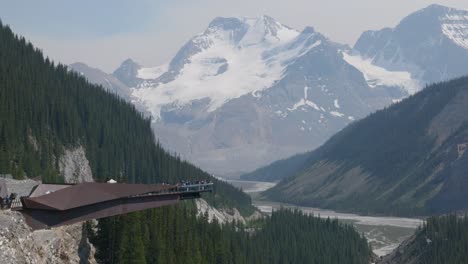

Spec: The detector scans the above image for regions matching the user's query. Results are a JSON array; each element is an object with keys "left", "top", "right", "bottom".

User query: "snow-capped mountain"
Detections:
[
  {"left": 132, "top": 16, "right": 318, "bottom": 118},
  {"left": 109, "top": 15, "right": 404, "bottom": 176},
  {"left": 79, "top": 5, "right": 468, "bottom": 177},
  {"left": 354, "top": 4, "right": 468, "bottom": 85}
]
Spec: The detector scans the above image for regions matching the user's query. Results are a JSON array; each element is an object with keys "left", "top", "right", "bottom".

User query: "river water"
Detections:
[{"left": 226, "top": 179, "right": 423, "bottom": 257}]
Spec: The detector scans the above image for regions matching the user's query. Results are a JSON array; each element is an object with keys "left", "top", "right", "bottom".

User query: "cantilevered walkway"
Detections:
[{"left": 14, "top": 181, "right": 213, "bottom": 230}]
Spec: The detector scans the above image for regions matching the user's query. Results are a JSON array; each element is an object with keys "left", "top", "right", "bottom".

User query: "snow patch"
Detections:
[
  {"left": 334, "top": 99, "right": 340, "bottom": 109},
  {"left": 137, "top": 64, "right": 168, "bottom": 79},
  {"left": 288, "top": 86, "right": 322, "bottom": 112},
  {"left": 342, "top": 52, "right": 421, "bottom": 94},
  {"left": 269, "top": 40, "right": 322, "bottom": 66},
  {"left": 252, "top": 90, "right": 262, "bottom": 98},
  {"left": 441, "top": 13, "right": 468, "bottom": 49},
  {"left": 330, "top": 111, "right": 345, "bottom": 117}
]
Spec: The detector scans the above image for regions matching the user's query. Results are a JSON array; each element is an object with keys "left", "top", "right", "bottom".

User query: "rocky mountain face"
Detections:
[
  {"left": 107, "top": 16, "right": 406, "bottom": 177},
  {"left": 0, "top": 211, "right": 97, "bottom": 264},
  {"left": 59, "top": 146, "right": 94, "bottom": 184},
  {"left": 354, "top": 4, "right": 468, "bottom": 85},
  {"left": 376, "top": 234, "right": 420, "bottom": 264},
  {"left": 112, "top": 59, "right": 142, "bottom": 88},
  {"left": 262, "top": 77, "right": 468, "bottom": 216}
]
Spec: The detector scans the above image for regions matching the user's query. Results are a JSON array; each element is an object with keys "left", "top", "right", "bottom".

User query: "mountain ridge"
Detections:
[
  {"left": 354, "top": 3, "right": 468, "bottom": 84},
  {"left": 261, "top": 76, "right": 468, "bottom": 216}
]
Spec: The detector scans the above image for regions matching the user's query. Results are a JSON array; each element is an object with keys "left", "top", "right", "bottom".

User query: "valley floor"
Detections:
[{"left": 227, "top": 179, "right": 423, "bottom": 257}]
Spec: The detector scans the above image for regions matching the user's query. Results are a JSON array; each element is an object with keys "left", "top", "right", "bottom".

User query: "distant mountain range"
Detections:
[{"left": 72, "top": 4, "right": 468, "bottom": 177}]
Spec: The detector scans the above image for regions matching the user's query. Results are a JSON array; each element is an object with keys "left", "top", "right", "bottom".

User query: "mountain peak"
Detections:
[
  {"left": 301, "top": 26, "right": 315, "bottom": 35},
  {"left": 207, "top": 15, "right": 292, "bottom": 33},
  {"left": 207, "top": 17, "right": 246, "bottom": 31},
  {"left": 398, "top": 4, "right": 468, "bottom": 50},
  {"left": 423, "top": 3, "right": 452, "bottom": 12},
  {"left": 120, "top": 58, "right": 140, "bottom": 67},
  {"left": 113, "top": 58, "right": 142, "bottom": 87},
  {"left": 252, "top": 15, "right": 284, "bottom": 29},
  {"left": 242, "top": 15, "right": 291, "bottom": 32},
  {"left": 425, "top": 4, "right": 450, "bottom": 9},
  {"left": 408, "top": 3, "right": 466, "bottom": 19},
  {"left": 187, "top": 15, "right": 300, "bottom": 55}
]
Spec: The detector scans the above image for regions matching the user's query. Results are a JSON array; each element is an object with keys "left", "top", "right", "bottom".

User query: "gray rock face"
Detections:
[
  {"left": 0, "top": 211, "right": 97, "bottom": 264},
  {"left": 195, "top": 198, "right": 248, "bottom": 224},
  {"left": 355, "top": 4, "right": 468, "bottom": 84},
  {"left": 59, "top": 146, "right": 94, "bottom": 184},
  {"left": 112, "top": 58, "right": 142, "bottom": 87}
]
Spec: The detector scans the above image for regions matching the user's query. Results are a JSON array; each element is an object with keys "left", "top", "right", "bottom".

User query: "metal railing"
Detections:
[
  {"left": 10, "top": 198, "right": 22, "bottom": 211},
  {"left": 130, "top": 183, "right": 214, "bottom": 198}
]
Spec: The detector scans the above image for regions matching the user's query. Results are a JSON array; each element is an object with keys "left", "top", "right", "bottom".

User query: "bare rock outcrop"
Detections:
[
  {"left": 0, "top": 211, "right": 96, "bottom": 264},
  {"left": 376, "top": 234, "right": 420, "bottom": 264},
  {"left": 196, "top": 199, "right": 246, "bottom": 224},
  {"left": 59, "top": 146, "right": 93, "bottom": 184}
]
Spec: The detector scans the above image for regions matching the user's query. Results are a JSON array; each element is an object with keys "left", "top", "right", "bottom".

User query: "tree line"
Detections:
[{"left": 89, "top": 206, "right": 373, "bottom": 264}]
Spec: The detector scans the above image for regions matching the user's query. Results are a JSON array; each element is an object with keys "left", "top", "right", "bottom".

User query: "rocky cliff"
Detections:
[{"left": 0, "top": 211, "right": 96, "bottom": 264}]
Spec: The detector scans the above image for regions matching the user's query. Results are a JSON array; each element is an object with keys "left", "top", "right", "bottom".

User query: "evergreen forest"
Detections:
[
  {"left": 90, "top": 207, "right": 373, "bottom": 264},
  {"left": 418, "top": 215, "right": 468, "bottom": 264}
]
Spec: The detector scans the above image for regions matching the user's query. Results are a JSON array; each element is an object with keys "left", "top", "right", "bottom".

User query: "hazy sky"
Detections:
[{"left": 1, "top": 0, "right": 468, "bottom": 72}]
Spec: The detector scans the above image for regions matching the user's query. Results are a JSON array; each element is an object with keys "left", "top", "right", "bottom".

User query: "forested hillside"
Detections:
[
  {"left": 378, "top": 215, "right": 468, "bottom": 264},
  {"left": 90, "top": 207, "right": 373, "bottom": 264},
  {"left": 0, "top": 21, "right": 252, "bottom": 214},
  {"left": 264, "top": 77, "right": 468, "bottom": 216}
]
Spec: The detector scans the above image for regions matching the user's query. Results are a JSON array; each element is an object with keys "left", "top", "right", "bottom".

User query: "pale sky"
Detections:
[{"left": 1, "top": 0, "right": 467, "bottom": 72}]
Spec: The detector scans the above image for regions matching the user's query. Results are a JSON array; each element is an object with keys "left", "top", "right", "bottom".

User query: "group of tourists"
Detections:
[
  {"left": 176, "top": 180, "right": 213, "bottom": 192},
  {"left": 177, "top": 180, "right": 212, "bottom": 186},
  {"left": 0, "top": 193, "right": 17, "bottom": 209}
]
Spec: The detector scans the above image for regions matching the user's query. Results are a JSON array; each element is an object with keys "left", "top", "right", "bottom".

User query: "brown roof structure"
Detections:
[
  {"left": 19, "top": 182, "right": 212, "bottom": 230},
  {"left": 23, "top": 182, "right": 175, "bottom": 211}
]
